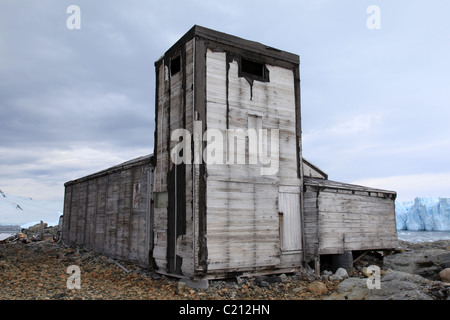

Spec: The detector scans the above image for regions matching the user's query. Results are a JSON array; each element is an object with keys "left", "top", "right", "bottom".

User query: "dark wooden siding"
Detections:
[{"left": 62, "top": 156, "right": 153, "bottom": 267}]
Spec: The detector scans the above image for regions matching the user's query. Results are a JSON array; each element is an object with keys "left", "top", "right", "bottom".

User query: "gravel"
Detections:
[{"left": 0, "top": 240, "right": 340, "bottom": 300}]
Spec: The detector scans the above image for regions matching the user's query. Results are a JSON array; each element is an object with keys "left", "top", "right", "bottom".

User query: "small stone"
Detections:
[
  {"left": 334, "top": 267, "right": 349, "bottom": 279},
  {"left": 330, "top": 275, "right": 342, "bottom": 281},
  {"left": 183, "top": 278, "right": 209, "bottom": 290},
  {"left": 362, "top": 267, "right": 371, "bottom": 277},
  {"left": 177, "top": 281, "right": 187, "bottom": 291},
  {"left": 53, "top": 292, "right": 66, "bottom": 299},
  {"left": 323, "top": 270, "right": 332, "bottom": 276},
  {"left": 321, "top": 275, "right": 329, "bottom": 281},
  {"left": 307, "top": 281, "right": 328, "bottom": 295}
]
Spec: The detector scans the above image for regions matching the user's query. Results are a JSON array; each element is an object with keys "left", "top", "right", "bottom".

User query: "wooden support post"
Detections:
[
  {"left": 314, "top": 256, "right": 320, "bottom": 276},
  {"left": 40, "top": 220, "right": 44, "bottom": 241}
]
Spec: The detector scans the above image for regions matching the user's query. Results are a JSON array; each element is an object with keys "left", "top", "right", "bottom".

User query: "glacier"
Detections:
[{"left": 396, "top": 197, "right": 450, "bottom": 231}]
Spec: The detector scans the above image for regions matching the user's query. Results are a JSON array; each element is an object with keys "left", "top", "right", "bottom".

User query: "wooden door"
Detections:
[{"left": 279, "top": 191, "right": 302, "bottom": 251}]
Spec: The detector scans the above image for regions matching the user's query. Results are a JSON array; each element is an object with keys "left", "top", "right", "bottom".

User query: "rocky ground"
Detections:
[
  {"left": 326, "top": 240, "right": 450, "bottom": 300},
  {"left": 0, "top": 240, "right": 342, "bottom": 300},
  {"left": 0, "top": 226, "right": 449, "bottom": 300}
]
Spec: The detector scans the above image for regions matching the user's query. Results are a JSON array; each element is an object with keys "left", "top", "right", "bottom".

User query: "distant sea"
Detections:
[
  {"left": 397, "top": 230, "right": 450, "bottom": 243},
  {"left": 0, "top": 233, "right": 16, "bottom": 241},
  {"left": 0, "top": 225, "right": 21, "bottom": 241}
]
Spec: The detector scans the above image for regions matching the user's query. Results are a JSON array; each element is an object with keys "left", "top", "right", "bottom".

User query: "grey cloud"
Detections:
[{"left": 1, "top": 0, "right": 450, "bottom": 204}]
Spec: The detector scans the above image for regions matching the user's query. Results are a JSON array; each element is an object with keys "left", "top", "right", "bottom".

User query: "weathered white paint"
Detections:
[
  {"left": 303, "top": 178, "right": 397, "bottom": 257},
  {"left": 205, "top": 50, "right": 302, "bottom": 273},
  {"left": 279, "top": 191, "right": 302, "bottom": 251}
]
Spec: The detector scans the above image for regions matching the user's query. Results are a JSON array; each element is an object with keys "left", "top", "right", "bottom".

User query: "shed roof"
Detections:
[
  {"left": 155, "top": 25, "right": 300, "bottom": 65},
  {"left": 304, "top": 177, "right": 397, "bottom": 198},
  {"left": 65, "top": 154, "right": 154, "bottom": 187}
]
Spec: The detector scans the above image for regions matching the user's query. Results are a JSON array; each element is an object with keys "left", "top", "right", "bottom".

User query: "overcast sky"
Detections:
[{"left": 1, "top": 0, "right": 449, "bottom": 207}]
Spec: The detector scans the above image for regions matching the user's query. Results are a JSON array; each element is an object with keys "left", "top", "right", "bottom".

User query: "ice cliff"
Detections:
[{"left": 396, "top": 197, "right": 450, "bottom": 231}]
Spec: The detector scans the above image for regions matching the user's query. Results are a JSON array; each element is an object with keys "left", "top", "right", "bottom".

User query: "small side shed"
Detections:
[
  {"left": 62, "top": 155, "right": 154, "bottom": 267},
  {"left": 303, "top": 177, "right": 398, "bottom": 265}
]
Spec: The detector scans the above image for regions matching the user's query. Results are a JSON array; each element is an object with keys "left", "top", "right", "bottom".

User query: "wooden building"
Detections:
[
  {"left": 62, "top": 155, "right": 153, "bottom": 266},
  {"left": 301, "top": 164, "right": 397, "bottom": 270},
  {"left": 62, "top": 26, "right": 398, "bottom": 279}
]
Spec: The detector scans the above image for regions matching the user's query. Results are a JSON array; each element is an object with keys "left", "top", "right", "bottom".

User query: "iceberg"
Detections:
[{"left": 396, "top": 197, "right": 450, "bottom": 231}]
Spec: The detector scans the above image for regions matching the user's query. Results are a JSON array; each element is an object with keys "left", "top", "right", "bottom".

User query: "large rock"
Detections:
[
  {"left": 326, "top": 271, "right": 434, "bottom": 300},
  {"left": 439, "top": 268, "right": 450, "bottom": 283},
  {"left": 337, "top": 278, "right": 368, "bottom": 300},
  {"left": 334, "top": 267, "right": 349, "bottom": 279},
  {"left": 383, "top": 242, "right": 450, "bottom": 280},
  {"left": 25, "top": 222, "right": 48, "bottom": 234},
  {"left": 365, "top": 271, "right": 432, "bottom": 300}
]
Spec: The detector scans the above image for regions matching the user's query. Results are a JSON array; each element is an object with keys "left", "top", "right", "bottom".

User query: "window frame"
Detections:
[
  {"left": 239, "top": 57, "right": 270, "bottom": 82},
  {"left": 170, "top": 54, "right": 181, "bottom": 76}
]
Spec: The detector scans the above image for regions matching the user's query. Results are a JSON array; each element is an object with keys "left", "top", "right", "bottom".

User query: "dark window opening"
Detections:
[
  {"left": 241, "top": 58, "right": 264, "bottom": 77},
  {"left": 239, "top": 58, "right": 269, "bottom": 82},
  {"left": 170, "top": 55, "right": 181, "bottom": 76}
]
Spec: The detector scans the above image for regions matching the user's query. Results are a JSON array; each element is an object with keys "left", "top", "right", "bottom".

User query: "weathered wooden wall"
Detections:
[
  {"left": 153, "top": 28, "right": 304, "bottom": 278},
  {"left": 303, "top": 178, "right": 398, "bottom": 258},
  {"left": 62, "top": 156, "right": 153, "bottom": 267},
  {"left": 303, "top": 184, "right": 320, "bottom": 261},
  {"left": 303, "top": 158, "right": 328, "bottom": 180},
  {"left": 204, "top": 47, "right": 303, "bottom": 275},
  {"left": 153, "top": 38, "right": 196, "bottom": 276}
]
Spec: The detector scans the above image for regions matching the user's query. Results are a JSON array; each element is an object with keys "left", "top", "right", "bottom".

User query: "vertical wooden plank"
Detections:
[
  {"left": 95, "top": 175, "right": 107, "bottom": 253},
  {"left": 62, "top": 184, "right": 73, "bottom": 244},
  {"left": 302, "top": 185, "right": 319, "bottom": 261},
  {"left": 84, "top": 179, "right": 96, "bottom": 250},
  {"left": 279, "top": 191, "right": 302, "bottom": 251},
  {"left": 144, "top": 167, "right": 153, "bottom": 267},
  {"left": 194, "top": 37, "right": 208, "bottom": 275},
  {"left": 117, "top": 169, "right": 131, "bottom": 260},
  {"left": 68, "top": 183, "right": 79, "bottom": 245},
  {"left": 105, "top": 172, "right": 119, "bottom": 256},
  {"left": 89, "top": 178, "right": 99, "bottom": 251},
  {"left": 129, "top": 166, "right": 143, "bottom": 264},
  {"left": 127, "top": 167, "right": 136, "bottom": 263},
  {"left": 76, "top": 181, "right": 87, "bottom": 245}
]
